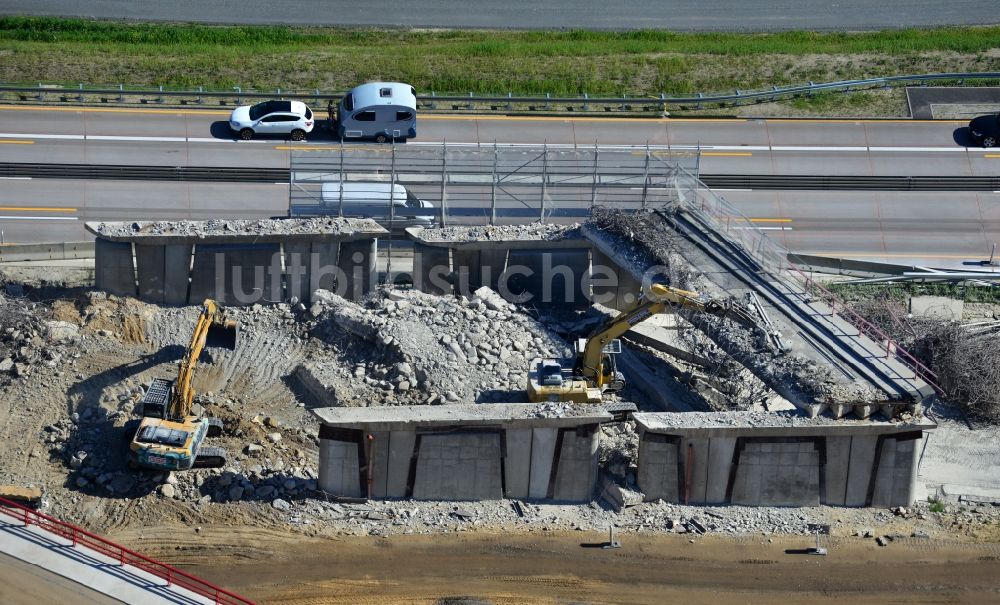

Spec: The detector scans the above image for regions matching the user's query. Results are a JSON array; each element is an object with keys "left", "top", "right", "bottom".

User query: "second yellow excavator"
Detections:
[
  {"left": 128, "top": 299, "right": 237, "bottom": 471},
  {"left": 527, "top": 283, "right": 761, "bottom": 403}
]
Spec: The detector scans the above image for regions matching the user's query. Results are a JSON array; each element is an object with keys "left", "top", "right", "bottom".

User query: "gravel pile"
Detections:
[
  {"left": 0, "top": 290, "right": 76, "bottom": 386},
  {"left": 418, "top": 223, "right": 578, "bottom": 242},
  {"left": 305, "top": 287, "right": 569, "bottom": 405},
  {"left": 91, "top": 217, "right": 379, "bottom": 238}
]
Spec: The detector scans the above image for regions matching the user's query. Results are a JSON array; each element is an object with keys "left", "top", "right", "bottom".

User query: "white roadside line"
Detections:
[
  {"left": 0, "top": 132, "right": 982, "bottom": 153},
  {"left": 0, "top": 177, "right": 31, "bottom": 180}
]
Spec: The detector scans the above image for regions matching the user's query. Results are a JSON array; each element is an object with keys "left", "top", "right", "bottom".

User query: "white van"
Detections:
[{"left": 319, "top": 182, "right": 435, "bottom": 227}]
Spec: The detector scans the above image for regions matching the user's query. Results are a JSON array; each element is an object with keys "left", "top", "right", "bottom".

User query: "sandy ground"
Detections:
[{"left": 110, "top": 525, "right": 1000, "bottom": 605}]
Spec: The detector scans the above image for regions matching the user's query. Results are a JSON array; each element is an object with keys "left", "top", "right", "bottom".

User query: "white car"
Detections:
[{"left": 229, "top": 100, "right": 314, "bottom": 141}]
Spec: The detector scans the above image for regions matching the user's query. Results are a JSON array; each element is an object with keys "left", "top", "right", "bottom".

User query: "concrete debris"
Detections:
[
  {"left": 417, "top": 223, "right": 577, "bottom": 242},
  {"left": 304, "top": 287, "right": 567, "bottom": 405},
  {"left": 90, "top": 217, "right": 382, "bottom": 239}
]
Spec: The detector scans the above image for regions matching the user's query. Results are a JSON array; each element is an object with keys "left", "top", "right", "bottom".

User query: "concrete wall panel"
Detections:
[
  {"left": 682, "top": 437, "right": 710, "bottom": 504},
  {"left": 163, "top": 244, "right": 192, "bottom": 305},
  {"left": 95, "top": 239, "right": 135, "bottom": 297},
  {"left": 824, "top": 436, "right": 852, "bottom": 506},
  {"left": 318, "top": 439, "right": 362, "bottom": 498},
  {"left": 309, "top": 241, "right": 339, "bottom": 296},
  {"left": 412, "top": 432, "right": 503, "bottom": 500},
  {"left": 283, "top": 242, "right": 312, "bottom": 303},
  {"left": 845, "top": 435, "right": 878, "bottom": 506},
  {"left": 551, "top": 427, "right": 599, "bottom": 502},
  {"left": 871, "top": 435, "right": 919, "bottom": 507},
  {"left": 453, "top": 249, "right": 481, "bottom": 297},
  {"left": 188, "top": 244, "right": 281, "bottom": 305},
  {"left": 413, "top": 243, "right": 452, "bottom": 295},
  {"left": 369, "top": 430, "right": 391, "bottom": 499},
  {"left": 337, "top": 239, "right": 376, "bottom": 300},
  {"left": 504, "top": 428, "right": 532, "bottom": 499},
  {"left": 637, "top": 434, "right": 680, "bottom": 502},
  {"left": 479, "top": 248, "right": 508, "bottom": 293},
  {"left": 528, "top": 428, "right": 558, "bottom": 499},
  {"left": 135, "top": 243, "right": 165, "bottom": 303},
  {"left": 705, "top": 436, "right": 736, "bottom": 504},
  {"left": 731, "top": 440, "right": 820, "bottom": 507},
  {"left": 386, "top": 430, "right": 417, "bottom": 498},
  {"left": 505, "top": 248, "right": 590, "bottom": 309}
]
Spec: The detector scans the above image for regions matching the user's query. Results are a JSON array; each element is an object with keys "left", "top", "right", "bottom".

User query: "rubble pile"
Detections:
[
  {"left": 92, "top": 217, "right": 377, "bottom": 239},
  {"left": 418, "top": 223, "right": 577, "bottom": 242},
  {"left": 0, "top": 290, "right": 77, "bottom": 386},
  {"left": 304, "top": 286, "right": 569, "bottom": 405}
]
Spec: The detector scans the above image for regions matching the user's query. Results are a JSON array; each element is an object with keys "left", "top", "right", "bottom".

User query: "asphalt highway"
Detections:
[
  {"left": 0, "top": 105, "right": 997, "bottom": 268},
  {"left": 1, "top": 0, "right": 996, "bottom": 31}
]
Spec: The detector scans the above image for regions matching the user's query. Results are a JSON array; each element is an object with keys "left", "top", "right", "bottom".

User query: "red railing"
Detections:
[{"left": 0, "top": 496, "right": 256, "bottom": 605}]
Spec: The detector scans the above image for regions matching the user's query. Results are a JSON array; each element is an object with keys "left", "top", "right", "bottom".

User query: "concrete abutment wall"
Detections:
[
  {"left": 88, "top": 220, "right": 387, "bottom": 305},
  {"left": 314, "top": 405, "right": 610, "bottom": 503},
  {"left": 634, "top": 413, "right": 934, "bottom": 508}
]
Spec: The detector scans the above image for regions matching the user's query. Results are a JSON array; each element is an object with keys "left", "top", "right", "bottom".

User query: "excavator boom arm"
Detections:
[
  {"left": 578, "top": 283, "right": 760, "bottom": 387},
  {"left": 167, "top": 299, "right": 236, "bottom": 420}
]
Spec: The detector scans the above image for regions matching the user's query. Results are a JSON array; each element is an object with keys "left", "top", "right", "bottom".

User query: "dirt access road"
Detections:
[{"left": 113, "top": 525, "right": 1000, "bottom": 605}]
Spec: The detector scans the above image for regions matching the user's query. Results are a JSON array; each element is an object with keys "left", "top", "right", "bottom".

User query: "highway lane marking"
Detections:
[
  {"left": 0, "top": 139, "right": 33, "bottom": 145},
  {"left": 985, "top": 154, "right": 1000, "bottom": 158},
  {"left": 275, "top": 145, "right": 358, "bottom": 151},
  {"left": 0, "top": 206, "right": 76, "bottom": 213},
  {"left": 0, "top": 215, "right": 78, "bottom": 221},
  {"left": 0, "top": 130, "right": 981, "bottom": 154},
  {"left": 749, "top": 218, "right": 793, "bottom": 223},
  {"left": 814, "top": 252, "right": 995, "bottom": 260},
  {"left": 419, "top": 114, "right": 964, "bottom": 125},
  {"left": 0, "top": 105, "right": 967, "bottom": 124},
  {"left": 0, "top": 104, "right": 230, "bottom": 117}
]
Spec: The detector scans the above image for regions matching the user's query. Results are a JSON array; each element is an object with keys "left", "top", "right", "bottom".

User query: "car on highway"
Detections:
[
  {"left": 969, "top": 113, "right": 999, "bottom": 148},
  {"left": 229, "top": 100, "right": 314, "bottom": 141}
]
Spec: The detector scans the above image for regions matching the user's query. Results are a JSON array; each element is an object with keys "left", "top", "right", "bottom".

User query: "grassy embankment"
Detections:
[{"left": 0, "top": 17, "right": 998, "bottom": 115}]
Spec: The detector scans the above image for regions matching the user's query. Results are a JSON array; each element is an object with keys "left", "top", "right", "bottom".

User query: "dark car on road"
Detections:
[{"left": 969, "top": 113, "right": 1000, "bottom": 148}]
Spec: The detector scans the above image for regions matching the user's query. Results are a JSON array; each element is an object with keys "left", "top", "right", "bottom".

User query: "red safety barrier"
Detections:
[{"left": 0, "top": 496, "right": 256, "bottom": 605}]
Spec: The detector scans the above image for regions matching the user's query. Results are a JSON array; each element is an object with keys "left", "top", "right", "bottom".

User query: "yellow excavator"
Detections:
[
  {"left": 128, "top": 299, "right": 237, "bottom": 471},
  {"left": 527, "top": 283, "right": 761, "bottom": 403}
]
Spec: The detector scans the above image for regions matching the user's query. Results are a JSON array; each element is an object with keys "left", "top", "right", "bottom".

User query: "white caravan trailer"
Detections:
[{"left": 333, "top": 82, "right": 417, "bottom": 143}]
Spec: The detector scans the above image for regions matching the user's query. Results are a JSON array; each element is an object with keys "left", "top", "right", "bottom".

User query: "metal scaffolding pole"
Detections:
[
  {"left": 589, "top": 142, "right": 599, "bottom": 216},
  {"left": 439, "top": 140, "right": 448, "bottom": 227},
  {"left": 337, "top": 137, "right": 345, "bottom": 217},
  {"left": 386, "top": 143, "right": 396, "bottom": 283},
  {"left": 490, "top": 141, "right": 498, "bottom": 225},
  {"left": 540, "top": 142, "right": 548, "bottom": 223},
  {"left": 640, "top": 142, "right": 650, "bottom": 210}
]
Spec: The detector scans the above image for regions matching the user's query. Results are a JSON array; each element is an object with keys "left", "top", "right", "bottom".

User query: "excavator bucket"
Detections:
[{"left": 205, "top": 320, "right": 237, "bottom": 351}]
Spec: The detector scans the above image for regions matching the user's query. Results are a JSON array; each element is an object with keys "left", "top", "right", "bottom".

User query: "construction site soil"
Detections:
[
  {"left": 2, "top": 281, "right": 1000, "bottom": 603},
  {"left": 118, "top": 526, "right": 1000, "bottom": 605}
]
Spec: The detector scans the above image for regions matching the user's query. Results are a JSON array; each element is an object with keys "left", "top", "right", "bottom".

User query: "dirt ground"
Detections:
[{"left": 111, "top": 525, "right": 1000, "bottom": 605}]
